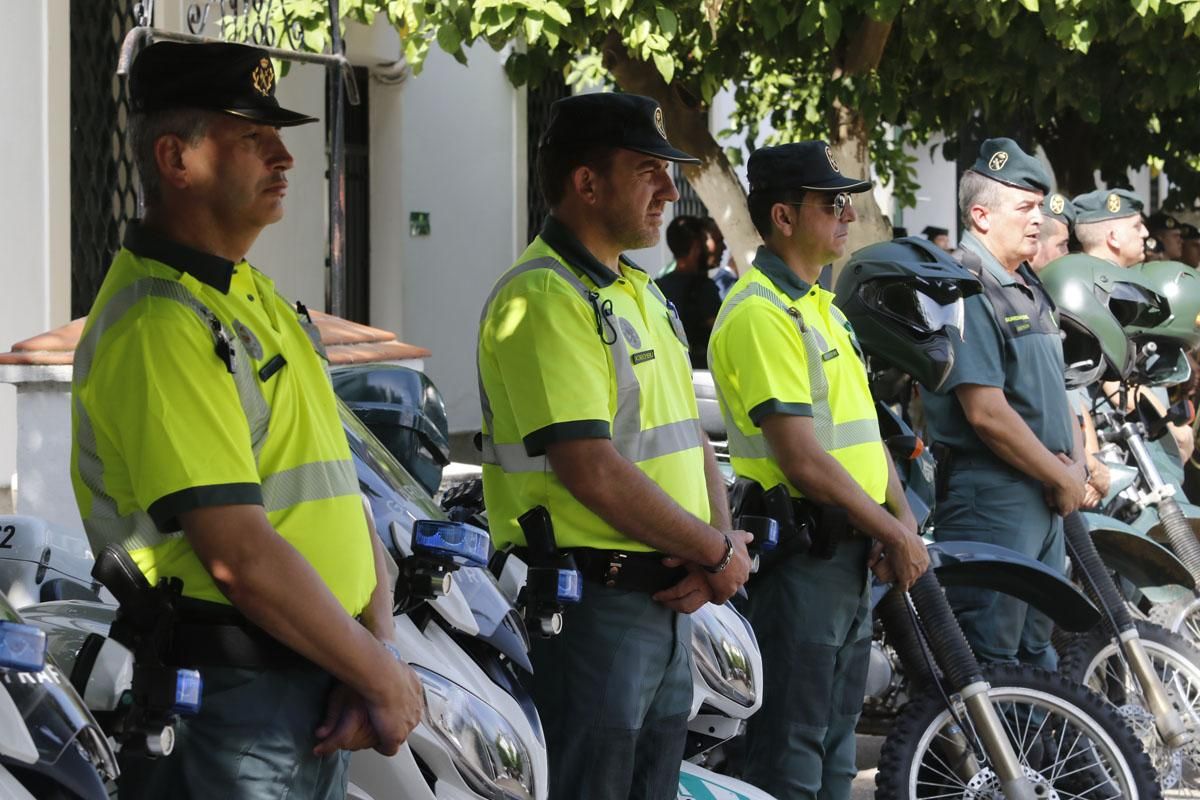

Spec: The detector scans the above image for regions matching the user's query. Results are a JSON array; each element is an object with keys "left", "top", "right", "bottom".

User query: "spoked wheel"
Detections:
[
  {"left": 1152, "top": 597, "right": 1200, "bottom": 654},
  {"left": 1060, "top": 620, "right": 1200, "bottom": 797},
  {"left": 876, "top": 664, "right": 1161, "bottom": 799}
]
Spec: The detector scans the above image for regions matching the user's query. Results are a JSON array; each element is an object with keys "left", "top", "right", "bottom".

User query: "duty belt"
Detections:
[
  {"left": 167, "top": 598, "right": 312, "bottom": 671},
  {"left": 567, "top": 548, "right": 686, "bottom": 594}
]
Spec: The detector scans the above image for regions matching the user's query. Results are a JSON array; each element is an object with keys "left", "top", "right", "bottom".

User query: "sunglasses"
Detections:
[{"left": 787, "top": 192, "right": 854, "bottom": 220}]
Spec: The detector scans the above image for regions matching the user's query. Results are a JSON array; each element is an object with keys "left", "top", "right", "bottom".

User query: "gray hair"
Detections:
[
  {"left": 1074, "top": 220, "right": 1108, "bottom": 251},
  {"left": 958, "top": 170, "right": 1005, "bottom": 229},
  {"left": 128, "top": 108, "right": 216, "bottom": 208}
]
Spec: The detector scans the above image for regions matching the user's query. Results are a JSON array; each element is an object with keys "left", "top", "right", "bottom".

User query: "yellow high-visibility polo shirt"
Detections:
[
  {"left": 70, "top": 223, "right": 375, "bottom": 614},
  {"left": 478, "top": 216, "right": 710, "bottom": 551},
  {"left": 709, "top": 246, "right": 888, "bottom": 501}
]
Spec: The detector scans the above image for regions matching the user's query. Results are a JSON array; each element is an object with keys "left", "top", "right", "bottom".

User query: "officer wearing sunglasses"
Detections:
[{"left": 708, "top": 141, "right": 929, "bottom": 799}]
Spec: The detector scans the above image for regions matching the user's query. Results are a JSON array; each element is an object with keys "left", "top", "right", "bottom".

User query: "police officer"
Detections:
[
  {"left": 708, "top": 142, "right": 929, "bottom": 800},
  {"left": 922, "top": 225, "right": 953, "bottom": 252},
  {"left": 656, "top": 215, "right": 722, "bottom": 369},
  {"left": 1148, "top": 210, "right": 1184, "bottom": 261},
  {"left": 1073, "top": 188, "right": 1149, "bottom": 268},
  {"left": 1031, "top": 191, "right": 1075, "bottom": 272},
  {"left": 924, "top": 138, "right": 1087, "bottom": 668},
  {"left": 1181, "top": 222, "right": 1200, "bottom": 268},
  {"left": 477, "top": 93, "right": 753, "bottom": 800},
  {"left": 70, "top": 42, "right": 423, "bottom": 798}
]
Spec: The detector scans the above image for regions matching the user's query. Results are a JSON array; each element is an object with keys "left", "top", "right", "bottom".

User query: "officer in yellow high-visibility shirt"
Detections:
[
  {"left": 70, "top": 41, "right": 422, "bottom": 799},
  {"left": 477, "top": 93, "right": 753, "bottom": 800},
  {"left": 708, "top": 142, "right": 929, "bottom": 800}
]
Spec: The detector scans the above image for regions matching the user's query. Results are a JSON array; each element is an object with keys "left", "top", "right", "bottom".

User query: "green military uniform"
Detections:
[
  {"left": 478, "top": 92, "right": 709, "bottom": 800},
  {"left": 708, "top": 140, "right": 884, "bottom": 800},
  {"left": 924, "top": 140, "right": 1074, "bottom": 668},
  {"left": 70, "top": 43, "right": 369, "bottom": 800}
]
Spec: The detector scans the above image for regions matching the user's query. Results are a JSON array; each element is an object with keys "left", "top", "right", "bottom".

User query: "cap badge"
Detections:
[
  {"left": 251, "top": 58, "right": 274, "bottom": 98},
  {"left": 1107, "top": 193, "right": 1121, "bottom": 213},
  {"left": 825, "top": 145, "right": 840, "bottom": 173},
  {"left": 1049, "top": 194, "right": 1065, "bottom": 215},
  {"left": 988, "top": 151, "right": 1009, "bottom": 172},
  {"left": 653, "top": 107, "right": 666, "bottom": 139},
  {"left": 1167, "top": 217, "right": 1178, "bottom": 228}
]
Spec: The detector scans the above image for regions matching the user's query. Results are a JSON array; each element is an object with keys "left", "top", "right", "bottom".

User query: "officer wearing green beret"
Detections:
[
  {"left": 477, "top": 92, "right": 753, "bottom": 800},
  {"left": 70, "top": 42, "right": 425, "bottom": 799},
  {"left": 923, "top": 138, "right": 1087, "bottom": 669},
  {"left": 1072, "top": 188, "right": 1148, "bottom": 268},
  {"left": 709, "top": 141, "right": 929, "bottom": 800},
  {"left": 1031, "top": 192, "right": 1075, "bottom": 272},
  {"left": 1182, "top": 222, "right": 1200, "bottom": 268},
  {"left": 1148, "top": 210, "right": 1184, "bottom": 261}
]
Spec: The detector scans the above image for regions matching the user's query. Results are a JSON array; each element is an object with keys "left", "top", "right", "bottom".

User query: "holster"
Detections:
[
  {"left": 931, "top": 442, "right": 953, "bottom": 503},
  {"left": 730, "top": 478, "right": 849, "bottom": 571}
]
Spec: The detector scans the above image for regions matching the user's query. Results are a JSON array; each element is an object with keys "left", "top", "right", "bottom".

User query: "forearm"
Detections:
[
  {"left": 1071, "top": 413, "right": 1087, "bottom": 465},
  {"left": 778, "top": 447, "right": 908, "bottom": 548},
  {"left": 969, "top": 401, "right": 1069, "bottom": 484},
  {"left": 701, "top": 436, "right": 732, "bottom": 532},
  {"left": 883, "top": 454, "right": 917, "bottom": 530},
  {"left": 548, "top": 441, "right": 726, "bottom": 566},
  {"left": 361, "top": 518, "right": 397, "bottom": 644}
]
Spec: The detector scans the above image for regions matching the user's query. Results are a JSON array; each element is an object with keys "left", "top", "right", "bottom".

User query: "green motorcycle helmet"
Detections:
[
  {"left": 1126, "top": 260, "right": 1200, "bottom": 386},
  {"left": 835, "top": 237, "right": 982, "bottom": 391},
  {"left": 1039, "top": 254, "right": 1143, "bottom": 388}
]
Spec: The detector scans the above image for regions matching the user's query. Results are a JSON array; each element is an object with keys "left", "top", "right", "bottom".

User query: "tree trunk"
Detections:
[
  {"left": 601, "top": 32, "right": 762, "bottom": 273},
  {"left": 828, "top": 18, "right": 894, "bottom": 283}
]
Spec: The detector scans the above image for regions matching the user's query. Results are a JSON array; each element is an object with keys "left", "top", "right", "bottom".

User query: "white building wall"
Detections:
[
  {"left": 0, "top": 2, "right": 71, "bottom": 490},
  {"left": 898, "top": 135, "right": 960, "bottom": 241}
]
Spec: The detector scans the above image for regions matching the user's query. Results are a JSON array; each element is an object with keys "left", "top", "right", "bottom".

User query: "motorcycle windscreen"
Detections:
[
  {"left": 0, "top": 594, "right": 113, "bottom": 798},
  {"left": 446, "top": 567, "right": 532, "bottom": 674}
]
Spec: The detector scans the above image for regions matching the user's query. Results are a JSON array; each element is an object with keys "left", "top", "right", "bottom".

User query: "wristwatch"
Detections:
[{"left": 704, "top": 534, "right": 735, "bottom": 574}]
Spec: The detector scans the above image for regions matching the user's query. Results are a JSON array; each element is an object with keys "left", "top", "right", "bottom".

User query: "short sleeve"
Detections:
[
  {"left": 939, "top": 293, "right": 1006, "bottom": 393},
  {"left": 89, "top": 303, "right": 262, "bottom": 531},
  {"left": 719, "top": 302, "right": 813, "bottom": 426},
  {"left": 488, "top": 278, "right": 613, "bottom": 455}
]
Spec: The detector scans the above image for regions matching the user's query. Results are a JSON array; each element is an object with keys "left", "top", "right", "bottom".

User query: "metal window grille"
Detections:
[
  {"left": 673, "top": 165, "right": 709, "bottom": 219},
  {"left": 328, "top": 66, "right": 370, "bottom": 324},
  {"left": 526, "top": 74, "right": 570, "bottom": 243},
  {"left": 70, "top": 0, "right": 140, "bottom": 318}
]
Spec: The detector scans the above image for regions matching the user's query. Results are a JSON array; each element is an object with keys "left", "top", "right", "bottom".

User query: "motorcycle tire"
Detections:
[
  {"left": 875, "top": 663, "right": 1161, "bottom": 800},
  {"left": 1059, "top": 619, "right": 1200, "bottom": 797},
  {"left": 1151, "top": 596, "right": 1200, "bottom": 654}
]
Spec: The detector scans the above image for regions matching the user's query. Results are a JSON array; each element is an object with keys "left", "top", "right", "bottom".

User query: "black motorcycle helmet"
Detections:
[{"left": 835, "top": 237, "right": 982, "bottom": 390}]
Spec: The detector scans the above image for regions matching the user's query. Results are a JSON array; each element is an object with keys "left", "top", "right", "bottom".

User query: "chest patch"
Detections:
[
  {"left": 631, "top": 349, "right": 656, "bottom": 365},
  {"left": 233, "top": 319, "right": 264, "bottom": 361},
  {"left": 618, "top": 317, "right": 642, "bottom": 349}
]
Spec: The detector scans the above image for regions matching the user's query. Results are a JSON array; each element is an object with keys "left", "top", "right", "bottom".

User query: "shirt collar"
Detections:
[
  {"left": 538, "top": 215, "right": 644, "bottom": 288},
  {"left": 959, "top": 231, "right": 1024, "bottom": 287},
  {"left": 123, "top": 222, "right": 236, "bottom": 294},
  {"left": 752, "top": 245, "right": 812, "bottom": 301}
]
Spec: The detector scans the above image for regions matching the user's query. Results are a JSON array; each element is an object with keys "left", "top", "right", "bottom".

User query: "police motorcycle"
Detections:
[
  {"left": 331, "top": 364, "right": 775, "bottom": 800},
  {"left": 829, "top": 238, "right": 1162, "bottom": 798},
  {"left": 0, "top": 587, "right": 118, "bottom": 800}
]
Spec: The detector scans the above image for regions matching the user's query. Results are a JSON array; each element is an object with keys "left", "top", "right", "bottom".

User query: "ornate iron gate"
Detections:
[
  {"left": 672, "top": 165, "right": 709, "bottom": 219},
  {"left": 69, "top": 0, "right": 140, "bottom": 318},
  {"left": 526, "top": 75, "right": 570, "bottom": 243}
]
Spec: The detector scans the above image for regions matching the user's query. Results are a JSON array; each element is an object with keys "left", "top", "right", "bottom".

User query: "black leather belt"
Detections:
[
  {"left": 568, "top": 548, "right": 687, "bottom": 594},
  {"left": 166, "top": 599, "right": 311, "bottom": 671}
]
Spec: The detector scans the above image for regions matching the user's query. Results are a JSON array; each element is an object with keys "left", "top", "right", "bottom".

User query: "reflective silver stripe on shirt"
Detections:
[
  {"left": 261, "top": 459, "right": 359, "bottom": 513},
  {"left": 479, "top": 255, "right": 702, "bottom": 474},
  {"left": 715, "top": 281, "right": 879, "bottom": 459}
]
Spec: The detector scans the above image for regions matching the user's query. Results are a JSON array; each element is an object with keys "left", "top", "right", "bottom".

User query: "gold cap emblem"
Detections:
[
  {"left": 251, "top": 58, "right": 274, "bottom": 98},
  {"left": 988, "top": 151, "right": 1009, "bottom": 172},
  {"left": 1049, "top": 194, "right": 1065, "bottom": 215},
  {"left": 653, "top": 107, "right": 666, "bottom": 138},
  {"left": 825, "top": 145, "right": 840, "bottom": 173},
  {"left": 1107, "top": 193, "right": 1121, "bottom": 213}
]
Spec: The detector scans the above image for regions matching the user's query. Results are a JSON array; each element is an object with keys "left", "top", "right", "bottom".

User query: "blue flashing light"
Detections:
[
  {"left": 759, "top": 518, "right": 780, "bottom": 553},
  {"left": 412, "top": 520, "right": 490, "bottom": 568},
  {"left": 172, "top": 669, "right": 203, "bottom": 716},
  {"left": 0, "top": 621, "right": 47, "bottom": 673},
  {"left": 556, "top": 570, "right": 582, "bottom": 604}
]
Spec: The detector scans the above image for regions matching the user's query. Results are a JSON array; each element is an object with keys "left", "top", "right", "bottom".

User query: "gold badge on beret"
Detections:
[
  {"left": 1107, "top": 193, "right": 1121, "bottom": 213},
  {"left": 251, "top": 57, "right": 274, "bottom": 98},
  {"left": 988, "top": 151, "right": 1009, "bottom": 172},
  {"left": 1049, "top": 194, "right": 1065, "bottom": 215},
  {"left": 653, "top": 107, "right": 666, "bottom": 139},
  {"left": 826, "top": 145, "right": 840, "bottom": 173}
]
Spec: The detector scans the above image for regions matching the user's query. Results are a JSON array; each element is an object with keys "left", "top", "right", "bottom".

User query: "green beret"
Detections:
[
  {"left": 970, "top": 137, "right": 1051, "bottom": 194},
  {"left": 1147, "top": 211, "right": 1180, "bottom": 233},
  {"left": 1181, "top": 222, "right": 1200, "bottom": 241},
  {"left": 1041, "top": 192, "right": 1075, "bottom": 227},
  {"left": 1072, "top": 188, "right": 1144, "bottom": 224}
]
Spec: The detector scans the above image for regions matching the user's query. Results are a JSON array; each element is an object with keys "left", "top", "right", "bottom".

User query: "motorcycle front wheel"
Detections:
[{"left": 876, "top": 663, "right": 1161, "bottom": 799}]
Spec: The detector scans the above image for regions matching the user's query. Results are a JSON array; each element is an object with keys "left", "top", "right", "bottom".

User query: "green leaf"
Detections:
[
  {"left": 653, "top": 52, "right": 675, "bottom": 83},
  {"left": 504, "top": 51, "right": 530, "bottom": 86},
  {"left": 609, "top": 0, "right": 630, "bottom": 20},
  {"left": 524, "top": 14, "right": 544, "bottom": 44},
  {"left": 543, "top": 1, "right": 571, "bottom": 25},
  {"left": 1017, "top": 0, "right": 1039, "bottom": 11},
  {"left": 655, "top": 6, "right": 678, "bottom": 37},
  {"left": 821, "top": 1, "right": 842, "bottom": 46},
  {"left": 436, "top": 22, "right": 462, "bottom": 54}
]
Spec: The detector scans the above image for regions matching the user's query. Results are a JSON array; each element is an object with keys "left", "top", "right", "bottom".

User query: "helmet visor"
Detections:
[
  {"left": 1107, "top": 281, "right": 1169, "bottom": 328},
  {"left": 872, "top": 280, "right": 966, "bottom": 339}
]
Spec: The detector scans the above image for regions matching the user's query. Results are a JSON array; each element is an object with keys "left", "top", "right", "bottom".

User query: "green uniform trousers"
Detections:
[
  {"left": 117, "top": 664, "right": 349, "bottom": 800},
  {"left": 739, "top": 537, "right": 872, "bottom": 800},
  {"left": 933, "top": 464, "right": 1065, "bottom": 669},
  {"left": 527, "top": 583, "right": 693, "bottom": 800}
]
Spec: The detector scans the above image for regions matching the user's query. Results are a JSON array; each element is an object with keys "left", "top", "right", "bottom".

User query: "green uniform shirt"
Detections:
[
  {"left": 923, "top": 232, "right": 1075, "bottom": 457},
  {"left": 71, "top": 224, "right": 376, "bottom": 614},
  {"left": 708, "top": 246, "right": 889, "bottom": 502},
  {"left": 478, "top": 216, "right": 710, "bottom": 551}
]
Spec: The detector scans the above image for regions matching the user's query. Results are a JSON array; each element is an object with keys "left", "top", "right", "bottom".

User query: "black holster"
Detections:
[
  {"left": 730, "top": 478, "right": 847, "bottom": 570},
  {"left": 931, "top": 442, "right": 953, "bottom": 503}
]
